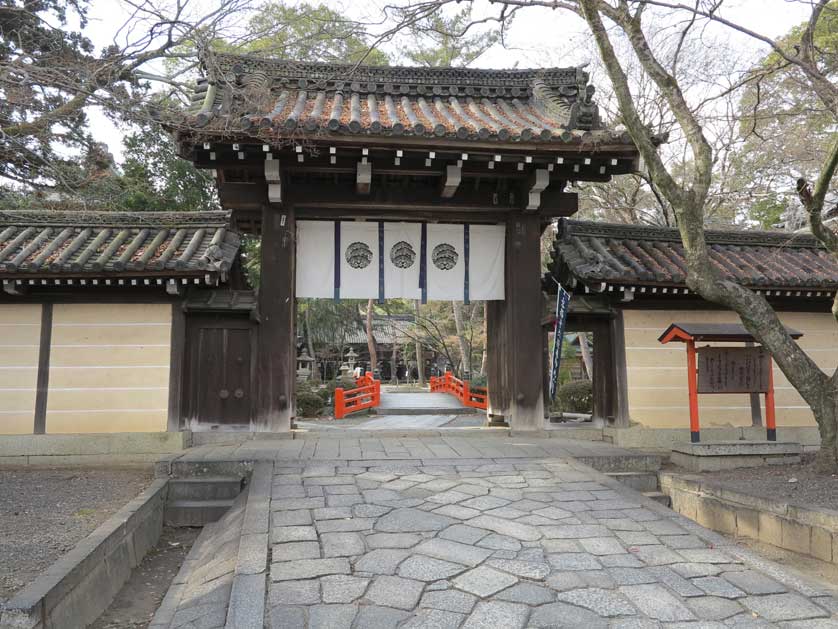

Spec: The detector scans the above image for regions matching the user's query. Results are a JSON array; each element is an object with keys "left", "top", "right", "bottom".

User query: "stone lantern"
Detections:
[
  {"left": 346, "top": 348, "right": 358, "bottom": 371},
  {"left": 296, "top": 351, "right": 314, "bottom": 381}
]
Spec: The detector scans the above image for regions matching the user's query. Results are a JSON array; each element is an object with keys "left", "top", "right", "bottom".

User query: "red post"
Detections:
[
  {"left": 765, "top": 360, "right": 777, "bottom": 441},
  {"left": 335, "top": 387, "right": 345, "bottom": 419},
  {"left": 686, "top": 340, "right": 700, "bottom": 442},
  {"left": 463, "top": 380, "right": 470, "bottom": 406},
  {"left": 374, "top": 379, "right": 381, "bottom": 406}
]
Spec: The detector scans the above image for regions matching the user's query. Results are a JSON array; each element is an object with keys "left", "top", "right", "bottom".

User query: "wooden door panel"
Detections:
[{"left": 185, "top": 316, "right": 255, "bottom": 426}]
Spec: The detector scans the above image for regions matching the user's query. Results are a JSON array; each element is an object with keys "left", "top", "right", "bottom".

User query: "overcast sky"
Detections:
[{"left": 84, "top": 0, "right": 810, "bottom": 163}]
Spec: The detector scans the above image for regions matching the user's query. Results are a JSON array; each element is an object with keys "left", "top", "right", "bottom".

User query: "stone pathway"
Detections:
[
  {"left": 378, "top": 393, "right": 466, "bottom": 411},
  {"left": 352, "top": 415, "right": 458, "bottom": 430},
  {"left": 263, "top": 456, "right": 838, "bottom": 628},
  {"left": 170, "top": 435, "right": 647, "bottom": 464}
]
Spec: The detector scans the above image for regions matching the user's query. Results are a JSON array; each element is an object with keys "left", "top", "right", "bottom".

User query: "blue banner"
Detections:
[{"left": 549, "top": 284, "right": 571, "bottom": 400}]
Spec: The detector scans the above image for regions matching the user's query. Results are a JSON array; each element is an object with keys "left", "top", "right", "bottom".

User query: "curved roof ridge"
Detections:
[
  {"left": 209, "top": 51, "right": 587, "bottom": 89},
  {"left": 0, "top": 209, "right": 231, "bottom": 228},
  {"left": 560, "top": 218, "right": 825, "bottom": 249}
]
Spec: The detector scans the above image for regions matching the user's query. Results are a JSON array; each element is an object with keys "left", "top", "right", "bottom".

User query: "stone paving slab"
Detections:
[{"left": 250, "top": 452, "right": 838, "bottom": 627}]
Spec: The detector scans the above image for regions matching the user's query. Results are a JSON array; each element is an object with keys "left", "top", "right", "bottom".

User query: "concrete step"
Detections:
[
  {"left": 642, "top": 491, "right": 672, "bottom": 507},
  {"left": 165, "top": 499, "right": 234, "bottom": 527},
  {"left": 606, "top": 471, "right": 660, "bottom": 492},
  {"left": 373, "top": 407, "right": 480, "bottom": 415},
  {"left": 168, "top": 477, "right": 244, "bottom": 501},
  {"left": 577, "top": 453, "right": 663, "bottom": 473}
]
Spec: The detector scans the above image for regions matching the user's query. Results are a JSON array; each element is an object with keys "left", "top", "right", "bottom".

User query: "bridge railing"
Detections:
[
  {"left": 334, "top": 372, "right": 381, "bottom": 419},
  {"left": 429, "top": 371, "right": 487, "bottom": 410}
]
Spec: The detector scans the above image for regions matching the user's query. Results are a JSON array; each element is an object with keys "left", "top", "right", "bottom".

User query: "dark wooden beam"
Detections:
[
  {"left": 33, "top": 303, "right": 52, "bottom": 434},
  {"left": 255, "top": 204, "right": 296, "bottom": 432},
  {"left": 219, "top": 181, "right": 267, "bottom": 210},
  {"left": 200, "top": 152, "right": 631, "bottom": 180},
  {"left": 167, "top": 303, "right": 186, "bottom": 432},
  {"left": 486, "top": 216, "right": 546, "bottom": 430}
]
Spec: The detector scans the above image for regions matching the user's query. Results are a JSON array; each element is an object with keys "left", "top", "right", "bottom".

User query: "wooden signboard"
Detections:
[{"left": 697, "top": 347, "right": 770, "bottom": 394}]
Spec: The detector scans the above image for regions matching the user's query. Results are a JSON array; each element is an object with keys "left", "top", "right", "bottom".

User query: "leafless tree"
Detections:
[{"left": 369, "top": 0, "right": 838, "bottom": 469}]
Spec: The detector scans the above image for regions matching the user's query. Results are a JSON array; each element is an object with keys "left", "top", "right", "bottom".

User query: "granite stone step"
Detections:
[
  {"left": 167, "top": 477, "right": 244, "bottom": 501},
  {"left": 164, "top": 499, "right": 234, "bottom": 526}
]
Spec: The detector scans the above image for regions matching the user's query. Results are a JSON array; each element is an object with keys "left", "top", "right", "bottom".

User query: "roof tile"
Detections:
[
  {"left": 0, "top": 210, "right": 240, "bottom": 280},
  {"left": 550, "top": 219, "right": 838, "bottom": 293}
]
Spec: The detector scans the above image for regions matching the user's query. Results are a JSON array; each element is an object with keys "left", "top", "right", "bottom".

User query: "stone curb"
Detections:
[
  {"left": 0, "top": 479, "right": 168, "bottom": 629},
  {"left": 225, "top": 462, "right": 273, "bottom": 629},
  {"left": 660, "top": 471, "right": 838, "bottom": 568}
]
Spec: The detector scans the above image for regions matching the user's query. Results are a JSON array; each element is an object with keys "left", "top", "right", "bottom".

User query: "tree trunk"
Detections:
[
  {"left": 578, "top": 0, "right": 838, "bottom": 471},
  {"left": 391, "top": 343, "right": 398, "bottom": 384},
  {"left": 304, "top": 305, "right": 318, "bottom": 382},
  {"left": 414, "top": 300, "right": 425, "bottom": 386},
  {"left": 452, "top": 300, "right": 470, "bottom": 378},
  {"left": 811, "top": 384, "right": 838, "bottom": 471},
  {"left": 578, "top": 332, "right": 593, "bottom": 381},
  {"left": 365, "top": 299, "right": 377, "bottom": 374}
]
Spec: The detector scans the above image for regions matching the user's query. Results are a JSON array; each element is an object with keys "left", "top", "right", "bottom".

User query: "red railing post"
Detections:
[
  {"left": 686, "top": 340, "right": 700, "bottom": 443},
  {"left": 335, "top": 387, "right": 345, "bottom": 419},
  {"left": 463, "top": 380, "right": 470, "bottom": 406}
]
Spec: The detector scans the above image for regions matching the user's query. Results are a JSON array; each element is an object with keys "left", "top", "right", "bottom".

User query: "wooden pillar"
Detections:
[
  {"left": 609, "top": 311, "right": 630, "bottom": 427},
  {"left": 255, "top": 204, "right": 296, "bottom": 432},
  {"left": 591, "top": 319, "right": 611, "bottom": 425},
  {"left": 486, "top": 215, "right": 545, "bottom": 431},
  {"left": 486, "top": 299, "right": 510, "bottom": 426}
]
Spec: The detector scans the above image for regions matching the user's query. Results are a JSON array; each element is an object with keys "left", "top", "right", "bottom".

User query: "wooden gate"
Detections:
[{"left": 183, "top": 314, "right": 256, "bottom": 427}]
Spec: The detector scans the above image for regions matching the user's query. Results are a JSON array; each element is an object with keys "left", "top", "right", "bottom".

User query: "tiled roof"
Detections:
[
  {"left": 0, "top": 210, "right": 240, "bottom": 283},
  {"left": 550, "top": 219, "right": 838, "bottom": 293},
  {"left": 182, "top": 53, "right": 633, "bottom": 147},
  {"left": 312, "top": 315, "right": 416, "bottom": 346}
]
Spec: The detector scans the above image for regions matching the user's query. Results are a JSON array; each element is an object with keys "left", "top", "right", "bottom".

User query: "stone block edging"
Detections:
[
  {"left": 0, "top": 479, "right": 168, "bottom": 629},
  {"left": 660, "top": 472, "right": 838, "bottom": 565},
  {"left": 0, "top": 433, "right": 190, "bottom": 467}
]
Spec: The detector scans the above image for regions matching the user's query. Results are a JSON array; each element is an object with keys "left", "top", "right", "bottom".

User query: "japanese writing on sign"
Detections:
[{"left": 697, "top": 347, "right": 770, "bottom": 394}]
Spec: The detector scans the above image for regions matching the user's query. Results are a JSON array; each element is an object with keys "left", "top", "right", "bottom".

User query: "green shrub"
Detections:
[
  {"left": 555, "top": 379, "right": 593, "bottom": 414},
  {"left": 468, "top": 374, "right": 487, "bottom": 388},
  {"left": 297, "top": 391, "right": 325, "bottom": 417}
]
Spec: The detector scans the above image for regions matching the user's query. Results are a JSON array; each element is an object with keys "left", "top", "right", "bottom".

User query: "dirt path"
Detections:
[
  {"left": 90, "top": 526, "right": 199, "bottom": 629},
  {"left": 0, "top": 468, "right": 152, "bottom": 603}
]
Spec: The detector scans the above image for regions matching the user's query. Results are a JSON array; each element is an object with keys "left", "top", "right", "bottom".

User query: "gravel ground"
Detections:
[
  {"left": 686, "top": 453, "right": 838, "bottom": 511},
  {"left": 0, "top": 468, "right": 152, "bottom": 603}
]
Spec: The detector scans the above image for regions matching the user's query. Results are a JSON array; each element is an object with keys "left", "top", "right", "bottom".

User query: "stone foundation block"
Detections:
[
  {"left": 781, "top": 519, "right": 812, "bottom": 555},
  {"left": 811, "top": 528, "right": 833, "bottom": 563},
  {"left": 670, "top": 441, "right": 802, "bottom": 472},
  {"left": 736, "top": 507, "right": 760, "bottom": 540},
  {"left": 758, "top": 512, "right": 784, "bottom": 548}
]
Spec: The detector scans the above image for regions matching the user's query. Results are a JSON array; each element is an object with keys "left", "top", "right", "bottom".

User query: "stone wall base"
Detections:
[
  {"left": 659, "top": 472, "right": 837, "bottom": 565},
  {"left": 605, "top": 426, "right": 821, "bottom": 451},
  {"left": 0, "top": 432, "right": 190, "bottom": 467}
]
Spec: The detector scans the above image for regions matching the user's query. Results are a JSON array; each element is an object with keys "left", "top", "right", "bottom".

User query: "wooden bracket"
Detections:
[
  {"left": 441, "top": 165, "right": 462, "bottom": 198},
  {"left": 265, "top": 160, "right": 282, "bottom": 204},
  {"left": 2, "top": 280, "right": 23, "bottom": 295},
  {"left": 526, "top": 168, "right": 550, "bottom": 211},
  {"left": 356, "top": 161, "right": 372, "bottom": 195}
]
